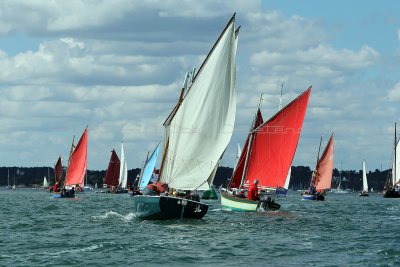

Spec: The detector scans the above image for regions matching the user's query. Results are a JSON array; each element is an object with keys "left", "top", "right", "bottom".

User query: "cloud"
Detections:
[
  {"left": 0, "top": 1, "right": 397, "bottom": 172},
  {"left": 387, "top": 82, "right": 400, "bottom": 101}
]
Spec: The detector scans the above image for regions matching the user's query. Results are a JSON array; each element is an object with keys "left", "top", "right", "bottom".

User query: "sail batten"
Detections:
[{"left": 159, "top": 16, "right": 238, "bottom": 190}]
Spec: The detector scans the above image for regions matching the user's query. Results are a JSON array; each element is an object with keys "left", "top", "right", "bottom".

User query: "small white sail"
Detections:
[
  {"left": 234, "top": 143, "right": 241, "bottom": 169},
  {"left": 362, "top": 160, "right": 368, "bottom": 192},
  {"left": 118, "top": 142, "right": 128, "bottom": 189},
  {"left": 43, "top": 176, "right": 49, "bottom": 187},
  {"left": 283, "top": 167, "right": 291, "bottom": 190}
]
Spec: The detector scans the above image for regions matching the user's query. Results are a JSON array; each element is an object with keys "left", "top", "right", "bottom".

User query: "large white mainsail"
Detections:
[
  {"left": 159, "top": 15, "right": 239, "bottom": 190},
  {"left": 118, "top": 142, "right": 128, "bottom": 189},
  {"left": 362, "top": 160, "right": 368, "bottom": 192},
  {"left": 391, "top": 139, "right": 400, "bottom": 186}
]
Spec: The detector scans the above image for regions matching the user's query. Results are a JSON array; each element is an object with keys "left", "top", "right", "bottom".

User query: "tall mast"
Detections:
[
  {"left": 395, "top": 122, "right": 397, "bottom": 186},
  {"left": 63, "top": 135, "right": 75, "bottom": 187},
  {"left": 239, "top": 93, "right": 263, "bottom": 189},
  {"left": 316, "top": 137, "right": 323, "bottom": 167}
]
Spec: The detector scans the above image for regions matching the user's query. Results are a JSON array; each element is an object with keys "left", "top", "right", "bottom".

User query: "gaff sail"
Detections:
[
  {"left": 65, "top": 127, "right": 88, "bottom": 188},
  {"left": 104, "top": 149, "right": 120, "bottom": 187}
]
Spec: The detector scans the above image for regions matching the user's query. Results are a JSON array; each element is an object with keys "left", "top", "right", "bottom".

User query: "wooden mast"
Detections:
[{"left": 238, "top": 93, "right": 263, "bottom": 190}]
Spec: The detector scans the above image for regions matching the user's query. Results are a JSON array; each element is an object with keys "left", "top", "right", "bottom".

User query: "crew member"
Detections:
[{"left": 247, "top": 179, "right": 260, "bottom": 201}]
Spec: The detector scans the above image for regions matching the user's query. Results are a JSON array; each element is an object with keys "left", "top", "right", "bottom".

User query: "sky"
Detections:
[{"left": 0, "top": 0, "right": 399, "bottom": 172}]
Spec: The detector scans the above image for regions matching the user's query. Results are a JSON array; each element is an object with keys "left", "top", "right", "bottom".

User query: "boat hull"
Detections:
[
  {"left": 383, "top": 189, "right": 400, "bottom": 198},
  {"left": 52, "top": 191, "right": 75, "bottom": 198},
  {"left": 132, "top": 195, "right": 208, "bottom": 220},
  {"left": 359, "top": 191, "right": 369, "bottom": 197},
  {"left": 220, "top": 192, "right": 280, "bottom": 212},
  {"left": 302, "top": 193, "right": 325, "bottom": 201}
]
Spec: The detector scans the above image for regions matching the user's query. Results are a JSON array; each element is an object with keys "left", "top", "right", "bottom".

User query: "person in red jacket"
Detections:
[{"left": 247, "top": 179, "right": 259, "bottom": 201}]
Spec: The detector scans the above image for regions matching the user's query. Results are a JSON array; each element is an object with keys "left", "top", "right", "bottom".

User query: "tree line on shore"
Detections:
[{"left": 0, "top": 166, "right": 389, "bottom": 191}]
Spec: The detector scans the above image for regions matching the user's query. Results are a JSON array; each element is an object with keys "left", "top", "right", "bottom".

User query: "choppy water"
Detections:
[{"left": 0, "top": 189, "right": 399, "bottom": 266}]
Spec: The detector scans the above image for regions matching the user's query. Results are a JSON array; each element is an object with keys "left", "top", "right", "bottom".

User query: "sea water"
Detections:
[{"left": 0, "top": 189, "right": 399, "bottom": 266}]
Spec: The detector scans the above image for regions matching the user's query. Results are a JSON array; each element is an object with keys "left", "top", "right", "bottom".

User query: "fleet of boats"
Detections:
[{"left": 1, "top": 14, "right": 394, "bottom": 221}]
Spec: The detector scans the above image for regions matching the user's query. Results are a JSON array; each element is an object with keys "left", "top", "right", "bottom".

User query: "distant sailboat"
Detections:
[
  {"left": 302, "top": 133, "right": 334, "bottom": 201},
  {"left": 117, "top": 141, "right": 128, "bottom": 193},
  {"left": 53, "top": 127, "right": 88, "bottom": 198},
  {"left": 384, "top": 123, "right": 400, "bottom": 198},
  {"left": 132, "top": 14, "right": 239, "bottom": 220},
  {"left": 331, "top": 163, "right": 349, "bottom": 194},
  {"left": 221, "top": 87, "right": 312, "bottom": 211},
  {"left": 103, "top": 149, "right": 121, "bottom": 193},
  {"left": 65, "top": 127, "right": 88, "bottom": 191},
  {"left": 359, "top": 160, "right": 369, "bottom": 197},
  {"left": 43, "top": 176, "right": 49, "bottom": 189},
  {"left": 6, "top": 169, "right": 11, "bottom": 189},
  {"left": 12, "top": 174, "right": 16, "bottom": 190}
]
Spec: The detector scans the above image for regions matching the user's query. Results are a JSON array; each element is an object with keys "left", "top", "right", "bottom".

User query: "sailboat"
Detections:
[
  {"left": 132, "top": 14, "right": 239, "bottom": 220},
  {"left": 137, "top": 143, "right": 160, "bottom": 192},
  {"left": 383, "top": 123, "right": 400, "bottom": 198},
  {"left": 49, "top": 156, "right": 63, "bottom": 192},
  {"left": 302, "top": 133, "right": 334, "bottom": 201},
  {"left": 12, "top": 173, "right": 16, "bottom": 190},
  {"left": 5, "top": 169, "right": 11, "bottom": 189},
  {"left": 221, "top": 87, "right": 312, "bottom": 211},
  {"left": 42, "top": 176, "right": 49, "bottom": 189},
  {"left": 359, "top": 159, "right": 369, "bottom": 197},
  {"left": 53, "top": 127, "right": 88, "bottom": 198},
  {"left": 116, "top": 141, "right": 128, "bottom": 193},
  {"left": 103, "top": 149, "right": 121, "bottom": 193}
]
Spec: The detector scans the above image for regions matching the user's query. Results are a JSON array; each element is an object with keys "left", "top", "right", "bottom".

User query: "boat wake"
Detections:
[{"left": 92, "top": 211, "right": 136, "bottom": 222}]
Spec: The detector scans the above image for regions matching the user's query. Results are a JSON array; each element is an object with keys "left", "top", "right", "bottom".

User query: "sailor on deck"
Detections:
[{"left": 247, "top": 179, "right": 260, "bottom": 201}]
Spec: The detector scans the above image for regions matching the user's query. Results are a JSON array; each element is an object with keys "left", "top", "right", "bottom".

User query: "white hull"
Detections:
[{"left": 220, "top": 193, "right": 258, "bottom": 211}]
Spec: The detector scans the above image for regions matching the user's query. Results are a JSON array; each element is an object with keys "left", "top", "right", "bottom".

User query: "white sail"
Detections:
[
  {"left": 43, "top": 176, "right": 49, "bottom": 187},
  {"left": 234, "top": 143, "right": 241, "bottom": 169},
  {"left": 160, "top": 17, "right": 238, "bottom": 190},
  {"left": 207, "top": 158, "right": 221, "bottom": 187},
  {"left": 283, "top": 167, "right": 291, "bottom": 190},
  {"left": 119, "top": 142, "right": 128, "bottom": 188},
  {"left": 392, "top": 139, "right": 400, "bottom": 185},
  {"left": 362, "top": 160, "right": 368, "bottom": 192}
]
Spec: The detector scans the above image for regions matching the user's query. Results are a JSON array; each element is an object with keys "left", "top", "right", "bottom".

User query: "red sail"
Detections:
[
  {"left": 229, "top": 109, "right": 263, "bottom": 188},
  {"left": 104, "top": 149, "right": 121, "bottom": 186},
  {"left": 244, "top": 87, "right": 311, "bottom": 188},
  {"left": 315, "top": 134, "right": 334, "bottom": 192},
  {"left": 65, "top": 127, "right": 88, "bottom": 187},
  {"left": 54, "top": 157, "right": 63, "bottom": 183}
]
